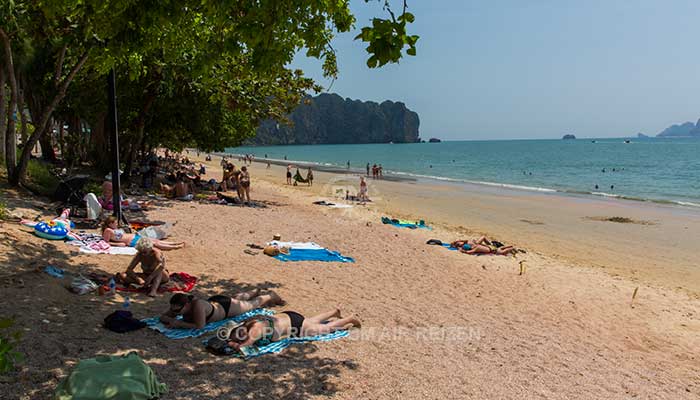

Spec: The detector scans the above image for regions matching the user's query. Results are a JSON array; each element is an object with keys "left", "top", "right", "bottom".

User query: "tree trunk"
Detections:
[
  {"left": 123, "top": 77, "right": 159, "bottom": 177},
  {"left": 90, "top": 112, "right": 111, "bottom": 171},
  {"left": 0, "top": 66, "right": 6, "bottom": 161},
  {"left": 1, "top": 28, "right": 19, "bottom": 181},
  {"left": 11, "top": 52, "right": 88, "bottom": 185}
]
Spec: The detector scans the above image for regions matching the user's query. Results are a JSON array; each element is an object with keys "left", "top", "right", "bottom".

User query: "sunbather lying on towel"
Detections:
[
  {"left": 115, "top": 238, "right": 169, "bottom": 297},
  {"left": 451, "top": 236, "right": 516, "bottom": 256},
  {"left": 102, "top": 216, "right": 185, "bottom": 250},
  {"left": 225, "top": 308, "right": 361, "bottom": 350},
  {"left": 160, "top": 290, "right": 285, "bottom": 329}
]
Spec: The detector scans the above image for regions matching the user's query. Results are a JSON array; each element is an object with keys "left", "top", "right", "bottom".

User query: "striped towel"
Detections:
[
  {"left": 204, "top": 330, "right": 350, "bottom": 359},
  {"left": 142, "top": 308, "right": 274, "bottom": 339}
]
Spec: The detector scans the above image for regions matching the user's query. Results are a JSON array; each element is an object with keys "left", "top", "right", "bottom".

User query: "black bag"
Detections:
[
  {"left": 205, "top": 337, "right": 237, "bottom": 356},
  {"left": 104, "top": 310, "right": 147, "bottom": 333}
]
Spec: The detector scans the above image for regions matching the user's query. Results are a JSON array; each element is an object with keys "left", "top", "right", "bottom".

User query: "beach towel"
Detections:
[
  {"left": 142, "top": 308, "right": 274, "bottom": 339},
  {"left": 268, "top": 240, "right": 324, "bottom": 250},
  {"left": 113, "top": 272, "right": 197, "bottom": 293},
  {"left": 66, "top": 232, "right": 139, "bottom": 255},
  {"left": 313, "top": 200, "right": 353, "bottom": 209},
  {"left": 273, "top": 248, "right": 355, "bottom": 263},
  {"left": 204, "top": 330, "right": 350, "bottom": 359},
  {"left": 381, "top": 216, "right": 431, "bottom": 230},
  {"left": 54, "top": 352, "right": 167, "bottom": 400}
]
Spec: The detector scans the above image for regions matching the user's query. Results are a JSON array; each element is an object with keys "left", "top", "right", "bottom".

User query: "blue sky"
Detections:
[{"left": 291, "top": 0, "right": 700, "bottom": 140}]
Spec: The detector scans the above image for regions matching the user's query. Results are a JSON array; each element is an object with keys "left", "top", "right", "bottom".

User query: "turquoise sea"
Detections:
[{"left": 228, "top": 137, "right": 700, "bottom": 208}]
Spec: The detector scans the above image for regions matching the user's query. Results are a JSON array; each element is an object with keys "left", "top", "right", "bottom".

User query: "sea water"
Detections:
[{"left": 227, "top": 137, "right": 700, "bottom": 207}]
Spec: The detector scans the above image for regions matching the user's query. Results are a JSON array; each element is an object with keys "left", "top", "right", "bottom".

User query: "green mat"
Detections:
[{"left": 55, "top": 352, "right": 167, "bottom": 400}]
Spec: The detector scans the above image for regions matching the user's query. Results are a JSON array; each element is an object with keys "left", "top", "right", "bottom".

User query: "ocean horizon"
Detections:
[{"left": 227, "top": 137, "right": 700, "bottom": 208}]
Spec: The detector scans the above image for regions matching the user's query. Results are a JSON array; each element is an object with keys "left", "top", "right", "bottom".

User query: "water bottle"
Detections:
[
  {"left": 108, "top": 278, "right": 116, "bottom": 295},
  {"left": 123, "top": 296, "right": 130, "bottom": 309}
]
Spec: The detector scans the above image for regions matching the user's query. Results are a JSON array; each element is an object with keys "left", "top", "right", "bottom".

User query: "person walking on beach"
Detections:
[
  {"left": 286, "top": 165, "right": 292, "bottom": 185},
  {"left": 378, "top": 164, "right": 383, "bottom": 179},
  {"left": 359, "top": 176, "right": 368, "bottom": 201},
  {"left": 307, "top": 167, "right": 314, "bottom": 186}
]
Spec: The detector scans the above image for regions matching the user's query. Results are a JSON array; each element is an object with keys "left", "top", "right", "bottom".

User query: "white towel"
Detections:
[
  {"left": 267, "top": 241, "right": 324, "bottom": 250},
  {"left": 84, "top": 193, "right": 102, "bottom": 220}
]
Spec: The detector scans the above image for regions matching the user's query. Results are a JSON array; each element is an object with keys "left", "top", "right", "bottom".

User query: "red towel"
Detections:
[{"left": 113, "top": 272, "right": 197, "bottom": 293}]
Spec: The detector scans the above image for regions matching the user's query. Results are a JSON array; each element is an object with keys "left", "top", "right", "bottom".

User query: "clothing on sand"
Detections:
[{"left": 54, "top": 352, "right": 167, "bottom": 400}]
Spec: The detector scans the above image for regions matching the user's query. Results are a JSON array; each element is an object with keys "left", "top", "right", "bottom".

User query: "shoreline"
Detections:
[
  {"left": 204, "top": 152, "right": 700, "bottom": 296},
  {"left": 220, "top": 151, "right": 700, "bottom": 210}
]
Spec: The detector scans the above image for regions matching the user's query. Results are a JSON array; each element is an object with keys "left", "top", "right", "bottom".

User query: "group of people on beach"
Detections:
[{"left": 367, "top": 163, "right": 383, "bottom": 179}]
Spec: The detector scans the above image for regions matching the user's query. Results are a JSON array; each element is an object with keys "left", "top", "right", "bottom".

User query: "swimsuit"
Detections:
[
  {"left": 283, "top": 311, "right": 305, "bottom": 338},
  {"left": 129, "top": 234, "right": 141, "bottom": 247},
  {"left": 254, "top": 311, "right": 305, "bottom": 346},
  {"left": 206, "top": 295, "right": 231, "bottom": 321}
]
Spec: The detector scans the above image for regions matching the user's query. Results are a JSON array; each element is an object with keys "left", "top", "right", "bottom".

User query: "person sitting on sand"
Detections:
[
  {"left": 101, "top": 216, "right": 185, "bottom": 250},
  {"left": 225, "top": 308, "right": 361, "bottom": 350},
  {"left": 174, "top": 174, "right": 194, "bottom": 200},
  {"left": 450, "top": 236, "right": 515, "bottom": 256},
  {"left": 160, "top": 290, "right": 285, "bottom": 329},
  {"left": 115, "top": 238, "right": 170, "bottom": 297}
]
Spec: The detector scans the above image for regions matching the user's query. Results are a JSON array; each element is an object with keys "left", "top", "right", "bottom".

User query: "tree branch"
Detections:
[{"left": 54, "top": 44, "right": 67, "bottom": 87}]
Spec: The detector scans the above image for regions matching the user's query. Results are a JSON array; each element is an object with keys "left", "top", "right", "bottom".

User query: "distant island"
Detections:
[
  {"left": 250, "top": 93, "right": 420, "bottom": 145},
  {"left": 656, "top": 119, "right": 700, "bottom": 137},
  {"left": 637, "top": 133, "right": 649, "bottom": 139},
  {"left": 562, "top": 134, "right": 576, "bottom": 140}
]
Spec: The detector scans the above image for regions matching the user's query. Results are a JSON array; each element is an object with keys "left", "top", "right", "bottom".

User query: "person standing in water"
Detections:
[{"left": 347, "top": 160, "right": 350, "bottom": 169}]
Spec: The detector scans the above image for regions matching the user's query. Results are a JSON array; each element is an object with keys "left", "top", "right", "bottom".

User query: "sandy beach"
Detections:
[{"left": 0, "top": 156, "right": 698, "bottom": 399}]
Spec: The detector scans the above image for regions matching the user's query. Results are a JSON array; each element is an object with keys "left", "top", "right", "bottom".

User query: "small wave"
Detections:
[
  {"left": 591, "top": 191, "right": 621, "bottom": 198},
  {"left": 471, "top": 181, "right": 558, "bottom": 193}
]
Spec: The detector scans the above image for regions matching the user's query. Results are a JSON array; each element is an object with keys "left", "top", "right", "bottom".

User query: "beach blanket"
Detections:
[
  {"left": 382, "top": 216, "right": 431, "bottom": 230},
  {"left": 66, "top": 232, "right": 138, "bottom": 255},
  {"left": 274, "top": 248, "right": 355, "bottom": 263},
  {"left": 54, "top": 352, "right": 167, "bottom": 400},
  {"left": 112, "top": 272, "right": 197, "bottom": 293},
  {"left": 204, "top": 330, "right": 350, "bottom": 359},
  {"left": 268, "top": 240, "right": 324, "bottom": 250},
  {"left": 142, "top": 308, "right": 274, "bottom": 339},
  {"left": 266, "top": 241, "right": 354, "bottom": 262},
  {"left": 313, "top": 200, "right": 353, "bottom": 209}
]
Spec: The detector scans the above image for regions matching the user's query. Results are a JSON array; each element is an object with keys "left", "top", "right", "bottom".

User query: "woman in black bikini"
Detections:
[
  {"left": 160, "top": 290, "right": 285, "bottom": 329},
  {"left": 226, "top": 308, "right": 361, "bottom": 349}
]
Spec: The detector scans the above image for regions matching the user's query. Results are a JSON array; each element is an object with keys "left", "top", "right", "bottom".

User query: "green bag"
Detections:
[{"left": 55, "top": 352, "right": 167, "bottom": 400}]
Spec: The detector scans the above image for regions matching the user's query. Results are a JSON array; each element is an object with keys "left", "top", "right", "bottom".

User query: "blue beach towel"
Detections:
[
  {"left": 274, "top": 248, "right": 354, "bottom": 263},
  {"left": 442, "top": 243, "right": 458, "bottom": 251},
  {"left": 381, "top": 216, "right": 432, "bottom": 230},
  {"left": 142, "top": 308, "right": 274, "bottom": 339},
  {"left": 204, "top": 330, "right": 350, "bottom": 359}
]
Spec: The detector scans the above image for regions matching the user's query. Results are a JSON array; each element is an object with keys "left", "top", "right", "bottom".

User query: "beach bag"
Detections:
[{"left": 70, "top": 275, "right": 99, "bottom": 295}]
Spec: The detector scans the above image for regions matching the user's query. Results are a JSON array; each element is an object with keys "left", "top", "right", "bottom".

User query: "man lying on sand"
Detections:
[
  {"left": 160, "top": 290, "right": 285, "bottom": 329},
  {"left": 226, "top": 308, "right": 361, "bottom": 349},
  {"left": 451, "top": 236, "right": 516, "bottom": 256},
  {"left": 115, "top": 238, "right": 169, "bottom": 297}
]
